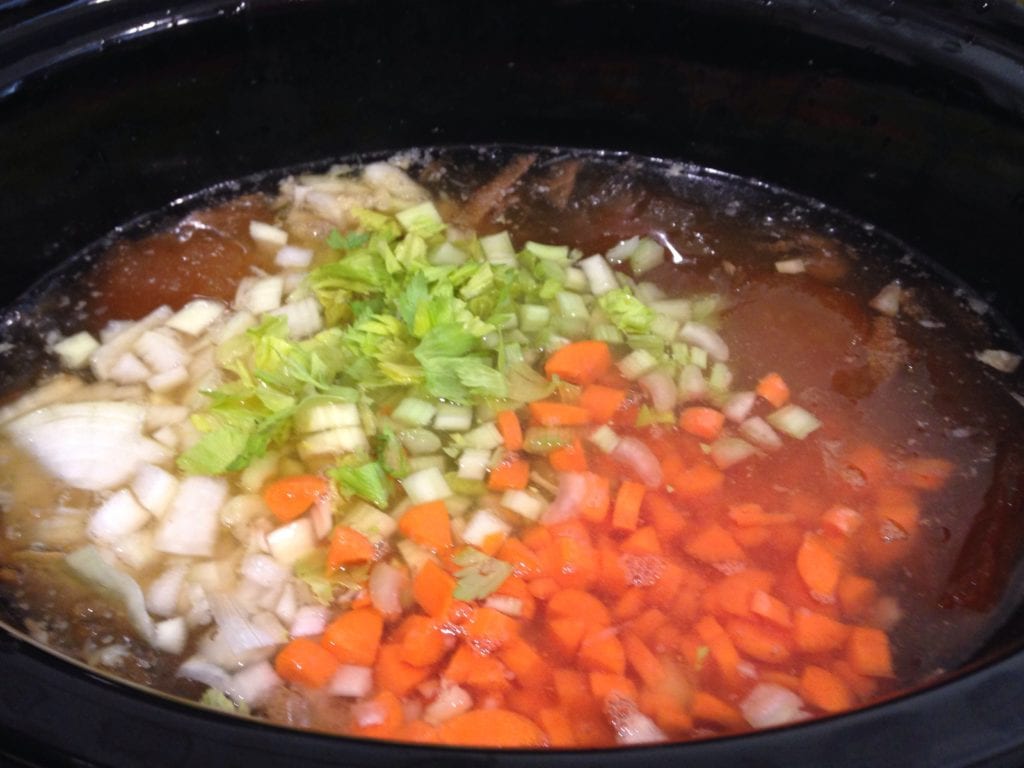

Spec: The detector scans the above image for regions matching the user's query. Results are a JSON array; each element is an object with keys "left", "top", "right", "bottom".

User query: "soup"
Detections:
[{"left": 1, "top": 149, "right": 1022, "bottom": 748}]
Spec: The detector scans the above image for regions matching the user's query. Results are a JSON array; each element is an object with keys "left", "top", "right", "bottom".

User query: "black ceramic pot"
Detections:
[{"left": 3, "top": 1, "right": 1024, "bottom": 766}]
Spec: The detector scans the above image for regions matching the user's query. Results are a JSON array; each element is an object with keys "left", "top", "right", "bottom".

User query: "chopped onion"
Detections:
[
  {"left": 240, "top": 553, "right": 289, "bottom": 588},
  {"left": 133, "top": 329, "right": 188, "bottom": 374},
  {"left": 869, "top": 281, "right": 901, "bottom": 316},
  {"left": 154, "top": 476, "right": 228, "bottom": 557},
  {"left": 541, "top": 472, "right": 588, "bottom": 525},
  {"left": 677, "top": 363, "right": 708, "bottom": 402},
  {"left": 153, "top": 617, "right": 188, "bottom": 654},
  {"left": 722, "top": 391, "right": 757, "bottom": 423},
  {"left": 484, "top": 594, "right": 523, "bottom": 617},
  {"left": 457, "top": 448, "right": 491, "bottom": 481},
  {"left": 266, "top": 517, "right": 317, "bottom": 565},
  {"left": 740, "top": 683, "right": 808, "bottom": 729},
  {"left": 605, "top": 695, "right": 667, "bottom": 745},
  {"left": 146, "top": 564, "right": 188, "bottom": 617},
  {"left": 612, "top": 437, "right": 663, "bottom": 488},
  {"left": 87, "top": 489, "right": 150, "bottom": 543},
  {"left": 5, "top": 401, "right": 148, "bottom": 491},
  {"left": 976, "top": 349, "right": 1022, "bottom": 373},
  {"left": 208, "top": 594, "right": 285, "bottom": 655},
  {"left": 424, "top": 683, "right": 473, "bottom": 725},
  {"left": 274, "top": 245, "right": 313, "bottom": 269},
  {"left": 131, "top": 463, "right": 179, "bottom": 517},
  {"left": 178, "top": 656, "right": 233, "bottom": 691},
  {"left": 289, "top": 605, "right": 329, "bottom": 637},
  {"left": 51, "top": 331, "right": 100, "bottom": 369},
  {"left": 401, "top": 466, "right": 452, "bottom": 505},
  {"left": 228, "top": 660, "right": 282, "bottom": 708},
  {"left": 368, "top": 562, "right": 405, "bottom": 617},
  {"left": 461, "top": 509, "right": 512, "bottom": 548},
  {"left": 269, "top": 296, "right": 323, "bottom": 339},
  {"left": 353, "top": 699, "right": 388, "bottom": 728},
  {"left": 66, "top": 546, "right": 155, "bottom": 643},
  {"left": 275, "top": 584, "right": 298, "bottom": 626},
  {"left": 740, "top": 416, "right": 783, "bottom": 451},
  {"left": 167, "top": 299, "right": 225, "bottom": 336},
  {"left": 640, "top": 370, "right": 677, "bottom": 412},
  {"left": 249, "top": 221, "right": 288, "bottom": 247},
  {"left": 328, "top": 665, "right": 374, "bottom": 698},
  {"left": 679, "top": 321, "right": 729, "bottom": 362},
  {"left": 774, "top": 258, "right": 805, "bottom": 274},
  {"left": 710, "top": 437, "right": 759, "bottom": 469},
  {"left": 236, "top": 275, "right": 284, "bottom": 314},
  {"left": 310, "top": 492, "right": 334, "bottom": 540},
  {"left": 767, "top": 404, "right": 822, "bottom": 440},
  {"left": 500, "top": 489, "right": 544, "bottom": 521}
]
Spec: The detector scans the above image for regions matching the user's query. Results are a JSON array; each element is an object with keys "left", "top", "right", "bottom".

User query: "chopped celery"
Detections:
[
  {"left": 589, "top": 425, "right": 620, "bottom": 453},
  {"left": 479, "top": 231, "right": 517, "bottom": 265},
  {"left": 395, "top": 201, "right": 445, "bottom": 238},
  {"left": 341, "top": 501, "right": 398, "bottom": 542},
  {"left": 522, "top": 426, "right": 574, "bottom": 454},
  {"left": 618, "top": 348, "right": 659, "bottom": 380},
  {"left": 392, "top": 397, "right": 438, "bottom": 427},
  {"left": 518, "top": 304, "right": 551, "bottom": 333},
  {"left": 630, "top": 238, "right": 666, "bottom": 274},
  {"left": 556, "top": 291, "right": 590, "bottom": 320},
  {"left": 526, "top": 241, "right": 570, "bottom": 262}
]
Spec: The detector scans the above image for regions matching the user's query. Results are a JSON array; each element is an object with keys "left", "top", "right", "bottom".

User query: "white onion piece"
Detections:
[
  {"left": 269, "top": 296, "right": 323, "bottom": 339},
  {"left": 424, "top": 683, "right": 473, "bottom": 725},
  {"left": 640, "top": 370, "right": 677, "bottom": 412},
  {"left": 131, "top": 463, "right": 179, "bottom": 517},
  {"left": 353, "top": 699, "right": 388, "bottom": 728},
  {"left": 87, "top": 489, "right": 150, "bottom": 543},
  {"left": 274, "top": 245, "right": 313, "bottom": 269},
  {"left": 154, "top": 476, "right": 228, "bottom": 557},
  {"left": 722, "top": 391, "right": 757, "bottom": 423},
  {"left": 146, "top": 564, "right": 188, "bottom": 617},
  {"left": 5, "top": 401, "right": 147, "bottom": 491},
  {"left": 869, "top": 281, "right": 901, "bottom": 316},
  {"left": 368, "top": 562, "right": 404, "bottom": 617},
  {"left": 606, "top": 696, "right": 668, "bottom": 745},
  {"left": 208, "top": 594, "right": 283, "bottom": 655},
  {"left": 177, "top": 656, "right": 233, "bottom": 691},
  {"left": 541, "top": 472, "right": 588, "bottom": 525},
  {"left": 153, "top": 617, "right": 188, "bottom": 654},
  {"left": 310, "top": 493, "right": 334, "bottom": 541},
  {"left": 612, "top": 437, "right": 663, "bottom": 488},
  {"left": 740, "top": 683, "right": 809, "bottom": 729},
  {"left": 679, "top": 321, "right": 730, "bottom": 362},
  {"left": 740, "top": 416, "right": 783, "bottom": 451},
  {"left": 461, "top": 509, "right": 512, "bottom": 548},
  {"left": 167, "top": 299, "right": 225, "bottom": 336},
  {"left": 328, "top": 665, "right": 374, "bottom": 698},
  {"left": 709, "top": 437, "right": 759, "bottom": 469},
  {"left": 266, "top": 518, "right": 317, "bottom": 565},
  {"left": 228, "top": 660, "right": 283, "bottom": 708},
  {"left": 134, "top": 329, "right": 188, "bottom": 373},
  {"left": 240, "top": 553, "right": 289, "bottom": 588},
  {"left": 290, "top": 605, "right": 329, "bottom": 638},
  {"left": 66, "top": 546, "right": 155, "bottom": 642}
]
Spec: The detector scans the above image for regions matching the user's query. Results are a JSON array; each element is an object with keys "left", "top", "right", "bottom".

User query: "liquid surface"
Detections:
[{"left": 1, "top": 147, "right": 1023, "bottom": 747}]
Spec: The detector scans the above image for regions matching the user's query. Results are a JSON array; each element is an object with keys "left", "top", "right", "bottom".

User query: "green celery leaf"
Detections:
[
  {"left": 329, "top": 461, "right": 391, "bottom": 509},
  {"left": 452, "top": 547, "right": 513, "bottom": 600},
  {"left": 599, "top": 287, "right": 655, "bottom": 334},
  {"left": 327, "top": 228, "right": 370, "bottom": 251},
  {"left": 200, "top": 688, "right": 251, "bottom": 716}
]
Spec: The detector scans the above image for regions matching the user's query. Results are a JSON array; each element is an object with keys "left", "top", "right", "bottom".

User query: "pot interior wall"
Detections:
[{"left": 2, "top": 1, "right": 1024, "bottom": 766}]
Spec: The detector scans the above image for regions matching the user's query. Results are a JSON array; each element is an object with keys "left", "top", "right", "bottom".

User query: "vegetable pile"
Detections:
[{"left": 0, "top": 162, "right": 959, "bottom": 747}]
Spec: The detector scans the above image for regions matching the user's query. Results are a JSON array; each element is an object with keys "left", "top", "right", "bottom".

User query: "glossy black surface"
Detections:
[{"left": 2, "top": 1, "right": 1024, "bottom": 766}]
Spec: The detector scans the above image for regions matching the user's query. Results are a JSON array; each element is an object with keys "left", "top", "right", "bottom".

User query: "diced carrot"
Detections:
[
  {"left": 670, "top": 463, "right": 725, "bottom": 498},
  {"left": 436, "top": 709, "right": 547, "bottom": 747},
  {"left": 397, "top": 614, "right": 449, "bottom": 667},
  {"left": 897, "top": 456, "right": 954, "bottom": 491},
  {"left": 274, "top": 637, "right": 339, "bottom": 688},
  {"left": 702, "top": 569, "right": 774, "bottom": 618},
  {"left": 801, "top": 665, "right": 855, "bottom": 713},
  {"left": 614, "top": 588, "right": 647, "bottom": 622},
  {"left": 399, "top": 499, "right": 452, "bottom": 552},
  {"left": 728, "top": 502, "right": 797, "bottom": 528},
  {"left": 548, "top": 617, "right": 588, "bottom": 657},
  {"left": 529, "top": 401, "right": 593, "bottom": 427},
  {"left": 669, "top": 566, "right": 707, "bottom": 623},
  {"left": 596, "top": 535, "right": 630, "bottom": 597},
  {"left": 553, "top": 668, "right": 592, "bottom": 710},
  {"left": 686, "top": 524, "right": 745, "bottom": 565},
  {"left": 679, "top": 406, "right": 726, "bottom": 441},
  {"left": 621, "top": 526, "right": 662, "bottom": 556},
  {"left": 821, "top": 505, "right": 864, "bottom": 537},
  {"left": 695, "top": 616, "right": 742, "bottom": 686},
  {"left": 756, "top": 372, "right": 790, "bottom": 408},
  {"left": 351, "top": 690, "right": 404, "bottom": 739},
  {"left": 321, "top": 607, "right": 383, "bottom": 666},
  {"left": 495, "top": 574, "right": 537, "bottom": 620},
  {"left": 623, "top": 632, "right": 664, "bottom": 688},
  {"left": 640, "top": 690, "right": 694, "bottom": 733},
  {"left": 549, "top": 436, "right": 589, "bottom": 472},
  {"left": 690, "top": 691, "right": 745, "bottom": 729},
  {"left": 732, "top": 525, "right": 771, "bottom": 549},
  {"left": 794, "top": 609, "right": 851, "bottom": 653},
  {"left": 506, "top": 686, "right": 555, "bottom": 719},
  {"left": 444, "top": 644, "right": 510, "bottom": 690},
  {"left": 496, "top": 410, "right": 524, "bottom": 451},
  {"left": 464, "top": 606, "right": 518, "bottom": 652},
  {"left": 544, "top": 340, "right": 613, "bottom": 386},
  {"left": 837, "top": 574, "right": 878, "bottom": 617},
  {"left": 499, "top": 636, "right": 549, "bottom": 688},
  {"left": 796, "top": 532, "right": 842, "bottom": 600},
  {"left": 629, "top": 607, "right": 668, "bottom": 641},
  {"left": 580, "top": 383, "right": 628, "bottom": 423},
  {"left": 612, "top": 480, "right": 646, "bottom": 531},
  {"left": 725, "top": 617, "right": 791, "bottom": 664},
  {"left": 843, "top": 443, "right": 890, "bottom": 487},
  {"left": 749, "top": 589, "right": 792, "bottom": 628},
  {"left": 528, "top": 576, "right": 560, "bottom": 600},
  {"left": 876, "top": 485, "right": 920, "bottom": 535},
  {"left": 487, "top": 455, "right": 531, "bottom": 491},
  {"left": 327, "top": 525, "right": 375, "bottom": 569},
  {"left": 589, "top": 671, "right": 637, "bottom": 702},
  {"left": 578, "top": 629, "right": 626, "bottom": 675},
  {"left": 549, "top": 521, "right": 598, "bottom": 589},
  {"left": 644, "top": 492, "right": 688, "bottom": 543},
  {"left": 399, "top": 719, "right": 438, "bottom": 744},
  {"left": 375, "top": 643, "right": 432, "bottom": 696},
  {"left": 497, "top": 537, "right": 543, "bottom": 579},
  {"left": 413, "top": 559, "right": 456, "bottom": 618},
  {"left": 832, "top": 659, "right": 880, "bottom": 699},
  {"left": 538, "top": 707, "right": 577, "bottom": 747},
  {"left": 262, "top": 474, "right": 329, "bottom": 523},
  {"left": 847, "top": 627, "right": 894, "bottom": 677},
  {"left": 548, "top": 588, "right": 612, "bottom": 629},
  {"left": 759, "top": 671, "right": 802, "bottom": 692}
]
